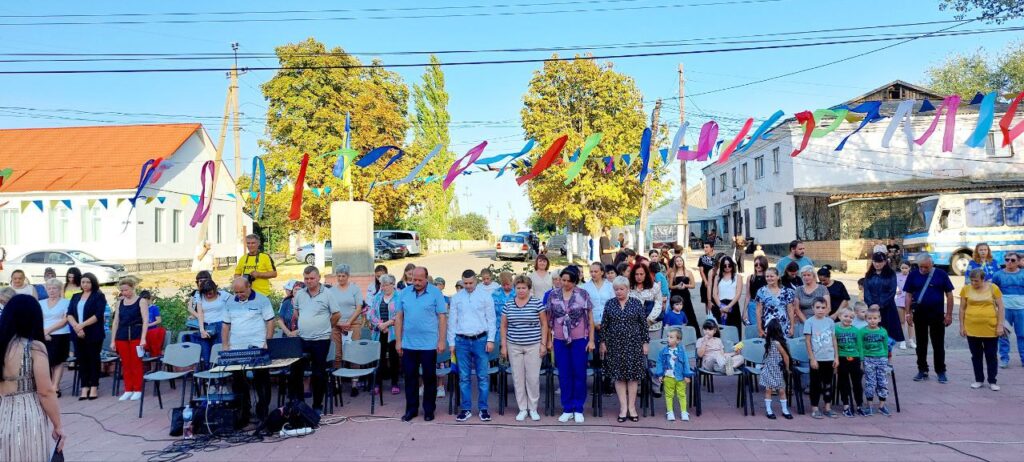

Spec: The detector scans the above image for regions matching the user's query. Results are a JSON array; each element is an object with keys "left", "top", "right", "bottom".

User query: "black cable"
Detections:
[
  {"left": 0, "top": 0, "right": 783, "bottom": 26},
  {"left": 0, "top": 25, "right": 1013, "bottom": 75}
]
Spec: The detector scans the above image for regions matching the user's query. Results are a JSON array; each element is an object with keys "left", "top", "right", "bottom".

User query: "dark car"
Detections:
[{"left": 375, "top": 238, "right": 408, "bottom": 261}]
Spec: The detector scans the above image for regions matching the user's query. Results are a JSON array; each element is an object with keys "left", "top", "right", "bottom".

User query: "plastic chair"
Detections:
[
  {"left": 693, "top": 336, "right": 742, "bottom": 417},
  {"left": 786, "top": 337, "right": 809, "bottom": 415},
  {"left": 139, "top": 342, "right": 200, "bottom": 418},
  {"left": 720, "top": 326, "right": 740, "bottom": 346},
  {"left": 743, "top": 324, "right": 760, "bottom": 340},
  {"left": 193, "top": 344, "right": 231, "bottom": 399},
  {"left": 331, "top": 340, "right": 382, "bottom": 414},
  {"left": 738, "top": 338, "right": 766, "bottom": 416},
  {"left": 641, "top": 339, "right": 667, "bottom": 417},
  {"left": 435, "top": 350, "right": 455, "bottom": 415},
  {"left": 101, "top": 331, "right": 122, "bottom": 397}
]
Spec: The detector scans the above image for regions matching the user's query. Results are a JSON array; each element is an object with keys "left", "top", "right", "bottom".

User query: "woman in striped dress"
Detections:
[{"left": 501, "top": 275, "right": 549, "bottom": 421}]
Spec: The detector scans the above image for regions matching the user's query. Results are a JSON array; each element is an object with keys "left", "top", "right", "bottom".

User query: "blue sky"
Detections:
[{"left": 1, "top": 0, "right": 1021, "bottom": 236}]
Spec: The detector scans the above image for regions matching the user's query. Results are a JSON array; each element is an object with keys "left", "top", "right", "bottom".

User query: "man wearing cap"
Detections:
[
  {"left": 290, "top": 266, "right": 341, "bottom": 412},
  {"left": 448, "top": 269, "right": 496, "bottom": 422}
]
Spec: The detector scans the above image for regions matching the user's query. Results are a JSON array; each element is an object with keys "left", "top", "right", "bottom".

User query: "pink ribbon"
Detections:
[
  {"left": 678, "top": 121, "right": 719, "bottom": 161},
  {"left": 444, "top": 142, "right": 487, "bottom": 190},
  {"left": 914, "top": 95, "right": 960, "bottom": 152},
  {"left": 189, "top": 161, "right": 215, "bottom": 228}
]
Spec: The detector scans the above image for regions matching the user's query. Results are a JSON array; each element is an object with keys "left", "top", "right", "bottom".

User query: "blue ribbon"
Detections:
[
  {"left": 250, "top": 156, "right": 266, "bottom": 220},
  {"left": 638, "top": 127, "right": 652, "bottom": 183},
  {"left": 740, "top": 110, "right": 785, "bottom": 152},
  {"left": 836, "top": 102, "right": 883, "bottom": 151},
  {"left": 356, "top": 145, "right": 404, "bottom": 168}
]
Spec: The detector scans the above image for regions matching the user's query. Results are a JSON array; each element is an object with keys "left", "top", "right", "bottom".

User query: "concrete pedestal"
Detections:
[{"left": 330, "top": 201, "right": 374, "bottom": 276}]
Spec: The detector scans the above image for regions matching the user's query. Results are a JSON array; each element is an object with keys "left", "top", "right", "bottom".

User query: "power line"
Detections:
[
  {"left": 0, "top": 0, "right": 783, "bottom": 26},
  {"left": 0, "top": 25, "right": 1015, "bottom": 75}
]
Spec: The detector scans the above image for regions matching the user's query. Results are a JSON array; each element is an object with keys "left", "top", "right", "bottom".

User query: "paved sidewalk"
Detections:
[{"left": 58, "top": 348, "right": 1022, "bottom": 462}]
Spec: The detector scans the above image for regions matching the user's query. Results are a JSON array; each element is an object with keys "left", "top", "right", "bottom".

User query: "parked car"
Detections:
[
  {"left": 375, "top": 238, "right": 409, "bottom": 261},
  {"left": 374, "top": 230, "right": 421, "bottom": 255},
  {"left": 0, "top": 249, "right": 126, "bottom": 285},
  {"left": 295, "top": 241, "right": 333, "bottom": 265},
  {"left": 495, "top": 234, "right": 531, "bottom": 261}
]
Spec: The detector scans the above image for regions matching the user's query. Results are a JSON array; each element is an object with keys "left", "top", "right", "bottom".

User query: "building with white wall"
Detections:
[
  {"left": 0, "top": 123, "right": 251, "bottom": 264},
  {"left": 703, "top": 80, "right": 1024, "bottom": 263}
]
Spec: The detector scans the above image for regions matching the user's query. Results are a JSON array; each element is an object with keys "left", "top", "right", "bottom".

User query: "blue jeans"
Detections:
[
  {"left": 746, "top": 301, "right": 757, "bottom": 326},
  {"left": 455, "top": 335, "right": 490, "bottom": 411},
  {"left": 187, "top": 321, "right": 222, "bottom": 368},
  {"left": 999, "top": 309, "right": 1024, "bottom": 363},
  {"left": 553, "top": 339, "right": 588, "bottom": 413}
]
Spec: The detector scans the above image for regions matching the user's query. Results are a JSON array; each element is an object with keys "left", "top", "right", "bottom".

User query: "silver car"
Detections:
[
  {"left": 295, "top": 241, "right": 332, "bottom": 265},
  {"left": 495, "top": 234, "right": 531, "bottom": 261},
  {"left": 1, "top": 249, "right": 125, "bottom": 285}
]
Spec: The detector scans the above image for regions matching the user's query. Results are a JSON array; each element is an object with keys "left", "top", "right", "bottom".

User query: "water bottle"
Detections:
[{"left": 182, "top": 405, "right": 193, "bottom": 439}]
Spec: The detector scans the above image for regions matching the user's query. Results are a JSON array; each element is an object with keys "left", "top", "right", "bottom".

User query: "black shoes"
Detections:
[
  {"left": 424, "top": 412, "right": 435, "bottom": 422},
  {"left": 479, "top": 410, "right": 492, "bottom": 422},
  {"left": 401, "top": 411, "right": 418, "bottom": 422},
  {"left": 456, "top": 410, "right": 472, "bottom": 422}
]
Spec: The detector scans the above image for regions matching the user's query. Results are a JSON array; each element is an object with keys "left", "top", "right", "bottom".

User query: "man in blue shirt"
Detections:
[
  {"left": 395, "top": 267, "right": 447, "bottom": 422},
  {"left": 992, "top": 252, "right": 1024, "bottom": 368},
  {"left": 776, "top": 240, "right": 814, "bottom": 274},
  {"left": 449, "top": 269, "right": 496, "bottom": 422},
  {"left": 902, "top": 254, "right": 955, "bottom": 383}
]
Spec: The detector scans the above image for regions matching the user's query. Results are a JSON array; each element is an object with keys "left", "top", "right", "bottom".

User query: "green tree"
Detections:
[
  {"left": 939, "top": 0, "right": 1024, "bottom": 22},
  {"left": 925, "top": 41, "right": 1024, "bottom": 97},
  {"left": 404, "top": 56, "right": 456, "bottom": 239},
  {"left": 257, "top": 38, "right": 414, "bottom": 239},
  {"left": 526, "top": 214, "right": 558, "bottom": 234},
  {"left": 450, "top": 212, "right": 491, "bottom": 240},
  {"left": 519, "top": 56, "right": 669, "bottom": 234}
]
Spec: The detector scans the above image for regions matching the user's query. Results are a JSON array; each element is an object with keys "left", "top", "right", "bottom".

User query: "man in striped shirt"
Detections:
[
  {"left": 993, "top": 252, "right": 1024, "bottom": 368},
  {"left": 448, "top": 269, "right": 496, "bottom": 422}
]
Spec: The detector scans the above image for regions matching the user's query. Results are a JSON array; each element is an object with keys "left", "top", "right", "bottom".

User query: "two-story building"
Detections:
[{"left": 703, "top": 80, "right": 1024, "bottom": 268}]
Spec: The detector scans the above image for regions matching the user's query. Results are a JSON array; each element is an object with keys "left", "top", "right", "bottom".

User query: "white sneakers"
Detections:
[
  {"left": 898, "top": 341, "right": 907, "bottom": 350},
  {"left": 516, "top": 410, "right": 528, "bottom": 421},
  {"left": 667, "top": 411, "right": 691, "bottom": 421},
  {"left": 130, "top": 392, "right": 142, "bottom": 401},
  {"left": 437, "top": 386, "right": 446, "bottom": 398},
  {"left": 529, "top": 410, "right": 541, "bottom": 421},
  {"left": 573, "top": 412, "right": 584, "bottom": 423},
  {"left": 970, "top": 382, "right": 983, "bottom": 389},
  {"left": 119, "top": 392, "right": 132, "bottom": 401},
  {"left": 907, "top": 339, "right": 917, "bottom": 349},
  {"left": 990, "top": 383, "right": 1001, "bottom": 391},
  {"left": 558, "top": 412, "right": 573, "bottom": 422}
]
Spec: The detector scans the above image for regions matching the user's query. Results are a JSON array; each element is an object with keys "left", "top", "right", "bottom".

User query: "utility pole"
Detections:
[
  {"left": 637, "top": 99, "right": 661, "bottom": 253},
  {"left": 677, "top": 63, "right": 689, "bottom": 251},
  {"left": 195, "top": 47, "right": 236, "bottom": 256},
  {"left": 231, "top": 43, "right": 247, "bottom": 255}
]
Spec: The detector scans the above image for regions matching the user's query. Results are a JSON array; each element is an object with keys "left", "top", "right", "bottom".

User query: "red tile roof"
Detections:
[{"left": 0, "top": 123, "right": 202, "bottom": 193}]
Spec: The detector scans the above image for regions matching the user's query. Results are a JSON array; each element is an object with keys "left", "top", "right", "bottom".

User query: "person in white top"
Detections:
[
  {"left": 448, "top": 269, "right": 496, "bottom": 422},
  {"left": 712, "top": 256, "right": 745, "bottom": 329},
  {"left": 221, "top": 276, "right": 276, "bottom": 421},
  {"left": 581, "top": 263, "right": 614, "bottom": 329},
  {"left": 191, "top": 240, "right": 215, "bottom": 272},
  {"left": 529, "top": 255, "right": 553, "bottom": 298},
  {"left": 41, "top": 278, "right": 71, "bottom": 394},
  {"left": 9, "top": 270, "right": 37, "bottom": 299},
  {"left": 477, "top": 268, "right": 499, "bottom": 297}
]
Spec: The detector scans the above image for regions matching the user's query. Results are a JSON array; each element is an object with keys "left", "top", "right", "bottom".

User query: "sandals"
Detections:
[
  {"left": 628, "top": 413, "right": 639, "bottom": 422},
  {"left": 617, "top": 415, "right": 628, "bottom": 423}
]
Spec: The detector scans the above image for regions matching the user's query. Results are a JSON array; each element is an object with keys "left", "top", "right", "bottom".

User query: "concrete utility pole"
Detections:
[
  {"left": 637, "top": 99, "right": 661, "bottom": 253},
  {"left": 196, "top": 53, "right": 235, "bottom": 251},
  {"left": 677, "top": 63, "right": 689, "bottom": 251},
  {"left": 231, "top": 43, "right": 247, "bottom": 255}
]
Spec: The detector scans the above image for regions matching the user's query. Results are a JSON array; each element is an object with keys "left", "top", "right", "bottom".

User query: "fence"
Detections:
[
  {"left": 425, "top": 239, "right": 491, "bottom": 254},
  {"left": 123, "top": 256, "right": 238, "bottom": 274}
]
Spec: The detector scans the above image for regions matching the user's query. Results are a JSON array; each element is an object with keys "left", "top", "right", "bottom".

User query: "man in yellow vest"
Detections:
[{"left": 234, "top": 234, "right": 277, "bottom": 295}]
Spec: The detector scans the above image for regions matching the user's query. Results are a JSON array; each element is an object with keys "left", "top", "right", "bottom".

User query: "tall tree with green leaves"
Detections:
[
  {"left": 403, "top": 56, "right": 456, "bottom": 239},
  {"left": 925, "top": 41, "right": 1024, "bottom": 97},
  {"left": 519, "top": 56, "right": 670, "bottom": 234},
  {"left": 257, "top": 38, "right": 415, "bottom": 238},
  {"left": 938, "top": 0, "right": 1023, "bottom": 22}
]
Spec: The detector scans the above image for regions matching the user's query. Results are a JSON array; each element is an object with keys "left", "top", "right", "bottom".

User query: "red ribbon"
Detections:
[
  {"left": 1000, "top": 90, "right": 1024, "bottom": 148},
  {"left": 516, "top": 135, "right": 568, "bottom": 186},
  {"left": 791, "top": 111, "right": 815, "bottom": 157},
  {"left": 189, "top": 161, "right": 215, "bottom": 228},
  {"left": 289, "top": 153, "right": 310, "bottom": 221},
  {"left": 715, "top": 118, "right": 754, "bottom": 165}
]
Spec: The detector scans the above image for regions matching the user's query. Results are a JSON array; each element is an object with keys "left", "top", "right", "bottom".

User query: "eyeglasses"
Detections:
[{"left": 1007, "top": 258, "right": 1019, "bottom": 263}]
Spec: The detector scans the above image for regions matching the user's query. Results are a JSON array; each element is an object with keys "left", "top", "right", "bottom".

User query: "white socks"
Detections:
[
  {"left": 764, "top": 399, "right": 773, "bottom": 415},
  {"left": 780, "top": 399, "right": 790, "bottom": 414}
]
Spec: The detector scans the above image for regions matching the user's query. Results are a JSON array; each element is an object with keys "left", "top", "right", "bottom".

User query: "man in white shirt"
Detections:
[
  {"left": 448, "top": 269, "right": 495, "bottom": 422},
  {"left": 222, "top": 276, "right": 276, "bottom": 421},
  {"left": 290, "top": 266, "right": 341, "bottom": 412}
]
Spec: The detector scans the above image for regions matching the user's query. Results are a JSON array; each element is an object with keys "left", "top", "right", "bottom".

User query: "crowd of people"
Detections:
[{"left": 2, "top": 234, "right": 1021, "bottom": 459}]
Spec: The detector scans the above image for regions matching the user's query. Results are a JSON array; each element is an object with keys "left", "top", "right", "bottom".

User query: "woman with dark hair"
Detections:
[
  {"left": 864, "top": 252, "right": 905, "bottom": 343},
  {"left": 667, "top": 255, "right": 698, "bottom": 331},
  {"left": 64, "top": 267, "right": 82, "bottom": 299},
  {"left": 193, "top": 279, "right": 230, "bottom": 367},
  {"left": 780, "top": 261, "right": 802, "bottom": 291},
  {"left": 66, "top": 272, "right": 106, "bottom": 400},
  {"left": 530, "top": 254, "right": 553, "bottom": 298},
  {"left": 712, "top": 256, "right": 743, "bottom": 329},
  {"left": 366, "top": 264, "right": 389, "bottom": 300},
  {"left": 744, "top": 255, "right": 769, "bottom": 326},
  {"left": 604, "top": 264, "right": 618, "bottom": 282},
  {"left": 628, "top": 263, "right": 663, "bottom": 336},
  {"left": 9, "top": 269, "right": 37, "bottom": 299},
  {"left": 818, "top": 265, "right": 850, "bottom": 319},
  {"left": 398, "top": 263, "right": 416, "bottom": 290},
  {"left": 545, "top": 266, "right": 595, "bottom": 423},
  {"left": 0, "top": 295, "right": 66, "bottom": 460}
]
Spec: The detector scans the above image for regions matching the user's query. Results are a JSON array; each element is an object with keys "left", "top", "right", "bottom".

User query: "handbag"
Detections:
[
  {"left": 50, "top": 436, "right": 64, "bottom": 462},
  {"left": 169, "top": 407, "right": 184, "bottom": 436}
]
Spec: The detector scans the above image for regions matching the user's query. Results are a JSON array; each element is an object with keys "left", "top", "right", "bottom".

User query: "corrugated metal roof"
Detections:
[
  {"left": 0, "top": 123, "right": 202, "bottom": 193},
  {"left": 791, "top": 178, "right": 1024, "bottom": 199}
]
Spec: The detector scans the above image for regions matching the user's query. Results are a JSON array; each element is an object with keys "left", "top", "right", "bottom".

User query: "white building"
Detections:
[
  {"left": 703, "top": 80, "right": 1024, "bottom": 265},
  {"left": 0, "top": 123, "right": 251, "bottom": 265}
]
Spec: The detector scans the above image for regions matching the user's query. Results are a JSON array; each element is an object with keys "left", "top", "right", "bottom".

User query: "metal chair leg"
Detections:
[{"left": 890, "top": 369, "right": 900, "bottom": 412}]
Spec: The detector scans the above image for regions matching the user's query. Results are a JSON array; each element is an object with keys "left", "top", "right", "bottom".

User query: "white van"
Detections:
[
  {"left": 903, "top": 192, "right": 1024, "bottom": 275},
  {"left": 374, "top": 230, "right": 422, "bottom": 255}
]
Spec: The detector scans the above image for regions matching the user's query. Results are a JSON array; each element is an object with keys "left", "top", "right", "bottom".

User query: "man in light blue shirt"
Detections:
[
  {"left": 776, "top": 240, "right": 814, "bottom": 273},
  {"left": 992, "top": 252, "right": 1024, "bottom": 368},
  {"left": 395, "top": 267, "right": 447, "bottom": 422},
  {"left": 449, "top": 269, "right": 496, "bottom": 422}
]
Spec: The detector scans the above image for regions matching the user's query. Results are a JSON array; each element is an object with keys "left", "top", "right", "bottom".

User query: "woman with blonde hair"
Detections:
[
  {"left": 960, "top": 268, "right": 1005, "bottom": 390},
  {"left": 41, "top": 278, "right": 71, "bottom": 395},
  {"left": 965, "top": 242, "right": 1000, "bottom": 284},
  {"left": 109, "top": 276, "right": 149, "bottom": 401}
]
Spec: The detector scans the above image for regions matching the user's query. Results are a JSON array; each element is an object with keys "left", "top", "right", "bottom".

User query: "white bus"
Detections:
[{"left": 903, "top": 192, "right": 1024, "bottom": 276}]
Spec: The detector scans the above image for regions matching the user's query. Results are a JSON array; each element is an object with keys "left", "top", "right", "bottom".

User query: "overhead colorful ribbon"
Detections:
[
  {"left": 444, "top": 142, "right": 487, "bottom": 190},
  {"left": 716, "top": 118, "right": 754, "bottom": 165},
  {"left": 880, "top": 100, "right": 916, "bottom": 151},
  {"left": 249, "top": 156, "right": 266, "bottom": 220},
  {"left": 355, "top": 145, "right": 404, "bottom": 169},
  {"left": 289, "top": 153, "right": 309, "bottom": 221},
  {"left": 189, "top": 160, "right": 215, "bottom": 228},
  {"left": 393, "top": 144, "right": 441, "bottom": 186},
  {"left": 791, "top": 111, "right": 815, "bottom": 157},
  {"left": 740, "top": 110, "right": 784, "bottom": 152},
  {"left": 1000, "top": 90, "right": 1024, "bottom": 147},
  {"left": 965, "top": 92, "right": 996, "bottom": 148},
  {"left": 564, "top": 133, "right": 604, "bottom": 185},
  {"left": 811, "top": 109, "right": 849, "bottom": 138},
  {"left": 679, "top": 121, "right": 719, "bottom": 161},
  {"left": 517, "top": 135, "right": 568, "bottom": 186},
  {"left": 637, "top": 128, "right": 653, "bottom": 183},
  {"left": 836, "top": 102, "right": 883, "bottom": 151},
  {"left": 914, "top": 95, "right": 960, "bottom": 152}
]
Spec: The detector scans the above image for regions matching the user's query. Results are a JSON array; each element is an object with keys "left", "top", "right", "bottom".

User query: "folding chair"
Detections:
[
  {"left": 738, "top": 338, "right": 766, "bottom": 416},
  {"left": 693, "top": 337, "right": 741, "bottom": 417},
  {"left": 485, "top": 347, "right": 506, "bottom": 415},
  {"left": 743, "top": 324, "right": 760, "bottom": 340},
  {"left": 786, "top": 337, "right": 809, "bottom": 415},
  {"left": 720, "top": 326, "right": 740, "bottom": 346},
  {"left": 139, "top": 342, "right": 200, "bottom": 418},
  {"left": 641, "top": 338, "right": 667, "bottom": 417},
  {"left": 192, "top": 344, "right": 231, "bottom": 399},
  {"left": 330, "top": 340, "right": 382, "bottom": 414},
  {"left": 434, "top": 350, "right": 455, "bottom": 415},
  {"left": 101, "top": 331, "right": 122, "bottom": 397},
  {"left": 589, "top": 351, "right": 603, "bottom": 417}
]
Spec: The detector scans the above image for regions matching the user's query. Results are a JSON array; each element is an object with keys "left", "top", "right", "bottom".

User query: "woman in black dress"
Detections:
[
  {"left": 864, "top": 252, "right": 904, "bottom": 342},
  {"left": 668, "top": 256, "right": 698, "bottom": 331},
  {"left": 600, "top": 276, "right": 650, "bottom": 422}
]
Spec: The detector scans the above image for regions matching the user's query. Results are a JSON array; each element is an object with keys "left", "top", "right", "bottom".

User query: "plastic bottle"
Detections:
[{"left": 182, "top": 405, "right": 193, "bottom": 439}]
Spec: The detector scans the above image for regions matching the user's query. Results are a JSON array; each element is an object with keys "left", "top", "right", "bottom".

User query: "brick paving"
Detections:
[{"left": 57, "top": 346, "right": 1023, "bottom": 462}]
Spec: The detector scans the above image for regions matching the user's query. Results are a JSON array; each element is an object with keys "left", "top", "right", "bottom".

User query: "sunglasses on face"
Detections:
[{"left": 1007, "top": 258, "right": 1019, "bottom": 263}]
